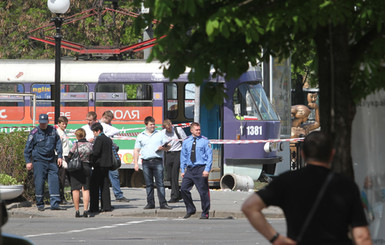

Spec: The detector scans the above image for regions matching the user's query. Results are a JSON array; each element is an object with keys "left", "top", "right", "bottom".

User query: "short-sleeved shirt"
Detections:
[
  {"left": 162, "top": 127, "right": 187, "bottom": 152},
  {"left": 257, "top": 164, "right": 368, "bottom": 244},
  {"left": 180, "top": 135, "right": 212, "bottom": 173},
  {"left": 134, "top": 129, "right": 168, "bottom": 160}
]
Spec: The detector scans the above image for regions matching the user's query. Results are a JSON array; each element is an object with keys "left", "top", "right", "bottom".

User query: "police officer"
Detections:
[
  {"left": 24, "top": 114, "right": 66, "bottom": 211},
  {"left": 180, "top": 122, "right": 213, "bottom": 219}
]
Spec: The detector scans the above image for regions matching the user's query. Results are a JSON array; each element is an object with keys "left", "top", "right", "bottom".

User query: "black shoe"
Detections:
[
  {"left": 51, "top": 206, "right": 67, "bottom": 211},
  {"left": 100, "top": 206, "right": 114, "bottom": 212},
  {"left": 83, "top": 211, "right": 89, "bottom": 218},
  {"left": 183, "top": 212, "right": 195, "bottom": 219},
  {"left": 143, "top": 204, "right": 155, "bottom": 209},
  {"left": 37, "top": 206, "right": 45, "bottom": 211},
  {"left": 116, "top": 197, "right": 130, "bottom": 202},
  {"left": 75, "top": 211, "right": 81, "bottom": 218},
  {"left": 160, "top": 204, "right": 173, "bottom": 210},
  {"left": 168, "top": 199, "right": 179, "bottom": 203},
  {"left": 60, "top": 200, "right": 70, "bottom": 205},
  {"left": 200, "top": 214, "right": 209, "bottom": 219}
]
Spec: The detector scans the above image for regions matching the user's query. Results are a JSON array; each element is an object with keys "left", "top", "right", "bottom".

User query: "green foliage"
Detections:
[
  {"left": 201, "top": 82, "right": 228, "bottom": 109},
  {"left": 0, "top": 174, "right": 21, "bottom": 185},
  {"left": 134, "top": 0, "right": 385, "bottom": 103},
  {"left": 125, "top": 84, "right": 140, "bottom": 99},
  {"left": 0, "top": 131, "right": 34, "bottom": 201},
  {"left": 0, "top": 0, "right": 142, "bottom": 59}
]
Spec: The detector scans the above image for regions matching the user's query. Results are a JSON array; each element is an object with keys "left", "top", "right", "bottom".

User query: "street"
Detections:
[{"left": 3, "top": 217, "right": 287, "bottom": 245}]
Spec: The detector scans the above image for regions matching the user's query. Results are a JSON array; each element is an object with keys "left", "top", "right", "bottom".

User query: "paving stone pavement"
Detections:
[{"left": 6, "top": 187, "right": 284, "bottom": 219}]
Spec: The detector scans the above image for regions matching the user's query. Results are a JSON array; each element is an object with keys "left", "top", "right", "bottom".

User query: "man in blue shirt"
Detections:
[
  {"left": 133, "top": 116, "right": 172, "bottom": 210},
  {"left": 24, "top": 114, "right": 66, "bottom": 211},
  {"left": 180, "top": 122, "right": 213, "bottom": 219}
]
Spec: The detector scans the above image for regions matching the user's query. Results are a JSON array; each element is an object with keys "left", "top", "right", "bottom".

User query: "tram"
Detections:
[{"left": 0, "top": 59, "right": 281, "bottom": 187}]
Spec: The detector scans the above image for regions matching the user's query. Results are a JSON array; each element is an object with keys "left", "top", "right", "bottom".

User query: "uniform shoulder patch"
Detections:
[{"left": 30, "top": 127, "right": 38, "bottom": 135}]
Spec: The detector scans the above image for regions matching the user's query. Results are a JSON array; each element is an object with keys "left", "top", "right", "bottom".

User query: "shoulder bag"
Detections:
[
  {"left": 67, "top": 142, "right": 83, "bottom": 172},
  {"left": 110, "top": 143, "right": 121, "bottom": 171}
]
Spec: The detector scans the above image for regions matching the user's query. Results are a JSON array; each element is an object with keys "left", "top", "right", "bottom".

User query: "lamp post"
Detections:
[{"left": 47, "top": 0, "right": 70, "bottom": 125}]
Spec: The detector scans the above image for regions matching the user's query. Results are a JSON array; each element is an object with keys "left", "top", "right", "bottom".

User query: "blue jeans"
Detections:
[
  {"left": 109, "top": 169, "right": 124, "bottom": 199},
  {"left": 33, "top": 161, "right": 61, "bottom": 208},
  {"left": 142, "top": 158, "right": 167, "bottom": 206}
]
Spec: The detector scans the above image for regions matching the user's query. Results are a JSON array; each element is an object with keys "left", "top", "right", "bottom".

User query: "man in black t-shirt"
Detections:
[{"left": 242, "top": 131, "right": 372, "bottom": 245}]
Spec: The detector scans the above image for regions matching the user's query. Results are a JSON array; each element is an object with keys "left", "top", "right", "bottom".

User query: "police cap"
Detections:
[{"left": 39, "top": 114, "right": 49, "bottom": 123}]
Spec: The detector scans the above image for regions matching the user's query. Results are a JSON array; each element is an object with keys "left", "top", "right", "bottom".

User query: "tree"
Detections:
[
  {"left": 134, "top": 0, "right": 385, "bottom": 178},
  {"left": 0, "top": 0, "right": 140, "bottom": 59}
]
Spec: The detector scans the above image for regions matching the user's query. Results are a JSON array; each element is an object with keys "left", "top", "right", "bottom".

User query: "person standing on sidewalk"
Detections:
[
  {"left": 82, "top": 111, "right": 119, "bottom": 142},
  {"left": 100, "top": 110, "right": 130, "bottom": 203},
  {"left": 89, "top": 123, "right": 113, "bottom": 213},
  {"left": 67, "top": 128, "right": 92, "bottom": 218},
  {"left": 56, "top": 116, "right": 71, "bottom": 204},
  {"left": 242, "top": 131, "right": 372, "bottom": 245},
  {"left": 24, "top": 114, "right": 66, "bottom": 211},
  {"left": 82, "top": 111, "right": 129, "bottom": 203},
  {"left": 162, "top": 119, "right": 187, "bottom": 203},
  {"left": 133, "top": 116, "right": 172, "bottom": 210},
  {"left": 180, "top": 122, "right": 212, "bottom": 219}
]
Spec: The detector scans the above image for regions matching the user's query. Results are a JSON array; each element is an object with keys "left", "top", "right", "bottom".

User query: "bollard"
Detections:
[{"left": 220, "top": 174, "right": 254, "bottom": 191}]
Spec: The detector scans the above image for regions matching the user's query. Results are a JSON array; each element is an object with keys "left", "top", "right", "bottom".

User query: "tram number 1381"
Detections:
[{"left": 246, "top": 126, "right": 263, "bottom": 136}]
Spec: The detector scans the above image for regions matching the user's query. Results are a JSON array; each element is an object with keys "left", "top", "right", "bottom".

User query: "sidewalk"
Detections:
[{"left": 6, "top": 187, "right": 284, "bottom": 219}]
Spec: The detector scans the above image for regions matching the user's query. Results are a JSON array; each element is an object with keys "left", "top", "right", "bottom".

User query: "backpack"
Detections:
[{"left": 110, "top": 143, "right": 121, "bottom": 171}]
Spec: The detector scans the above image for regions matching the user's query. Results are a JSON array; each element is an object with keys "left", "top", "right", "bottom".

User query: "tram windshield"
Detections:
[{"left": 233, "top": 82, "right": 280, "bottom": 120}]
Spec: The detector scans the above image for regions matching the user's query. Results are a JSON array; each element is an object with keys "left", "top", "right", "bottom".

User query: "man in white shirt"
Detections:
[
  {"left": 82, "top": 111, "right": 119, "bottom": 141},
  {"left": 162, "top": 119, "right": 187, "bottom": 203},
  {"left": 57, "top": 116, "right": 71, "bottom": 204}
]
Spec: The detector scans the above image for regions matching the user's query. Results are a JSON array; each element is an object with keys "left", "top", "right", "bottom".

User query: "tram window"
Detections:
[
  {"left": 61, "top": 84, "right": 88, "bottom": 103},
  {"left": 166, "top": 83, "right": 178, "bottom": 119},
  {"left": 184, "top": 83, "right": 195, "bottom": 119},
  {"left": 95, "top": 83, "right": 153, "bottom": 122},
  {"left": 233, "top": 82, "right": 279, "bottom": 121},
  {"left": 62, "top": 84, "right": 87, "bottom": 93},
  {"left": 0, "top": 83, "right": 24, "bottom": 106},
  {"left": 0, "top": 83, "right": 24, "bottom": 120},
  {"left": 96, "top": 84, "right": 152, "bottom": 101},
  {"left": 249, "top": 83, "right": 279, "bottom": 120},
  {"left": 61, "top": 84, "right": 88, "bottom": 121},
  {"left": 0, "top": 83, "right": 24, "bottom": 93}
]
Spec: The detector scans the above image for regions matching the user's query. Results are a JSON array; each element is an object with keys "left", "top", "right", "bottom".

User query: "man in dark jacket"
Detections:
[
  {"left": 24, "top": 114, "right": 66, "bottom": 211},
  {"left": 89, "top": 123, "right": 113, "bottom": 213}
]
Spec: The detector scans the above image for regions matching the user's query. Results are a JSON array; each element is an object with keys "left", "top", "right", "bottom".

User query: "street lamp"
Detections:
[{"left": 47, "top": 0, "right": 70, "bottom": 125}]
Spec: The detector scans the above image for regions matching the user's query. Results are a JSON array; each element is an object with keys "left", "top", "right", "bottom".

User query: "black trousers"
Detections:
[
  {"left": 181, "top": 165, "right": 210, "bottom": 216},
  {"left": 165, "top": 151, "right": 181, "bottom": 200},
  {"left": 90, "top": 167, "right": 111, "bottom": 212},
  {"left": 58, "top": 156, "right": 70, "bottom": 201}
]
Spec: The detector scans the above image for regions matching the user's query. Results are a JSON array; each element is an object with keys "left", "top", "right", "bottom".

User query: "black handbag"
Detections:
[
  {"left": 110, "top": 143, "right": 121, "bottom": 171},
  {"left": 67, "top": 142, "right": 83, "bottom": 172}
]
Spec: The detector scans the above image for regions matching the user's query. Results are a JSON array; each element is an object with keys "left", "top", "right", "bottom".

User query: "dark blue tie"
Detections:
[{"left": 190, "top": 138, "right": 196, "bottom": 162}]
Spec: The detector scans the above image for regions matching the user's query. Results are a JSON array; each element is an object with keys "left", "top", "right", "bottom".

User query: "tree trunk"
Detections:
[{"left": 314, "top": 24, "right": 356, "bottom": 179}]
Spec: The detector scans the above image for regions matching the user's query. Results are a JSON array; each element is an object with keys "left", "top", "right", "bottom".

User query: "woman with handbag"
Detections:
[{"left": 68, "top": 128, "right": 93, "bottom": 218}]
